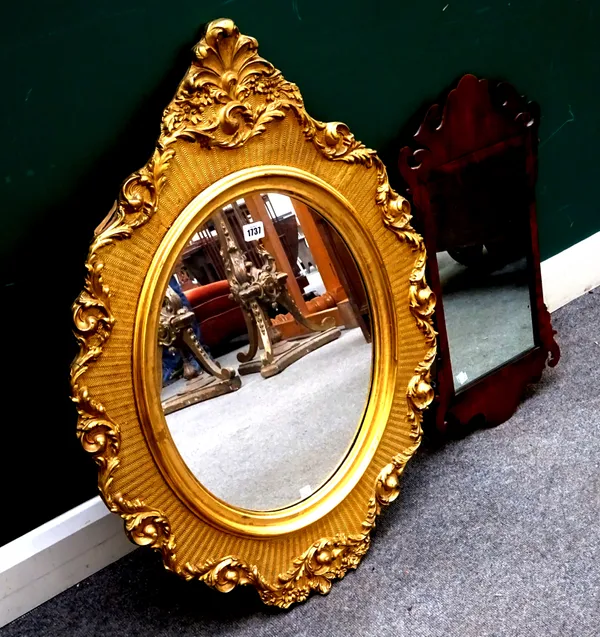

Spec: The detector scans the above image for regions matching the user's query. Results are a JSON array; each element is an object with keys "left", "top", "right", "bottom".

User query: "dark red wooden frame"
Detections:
[{"left": 398, "top": 74, "right": 560, "bottom": 437}]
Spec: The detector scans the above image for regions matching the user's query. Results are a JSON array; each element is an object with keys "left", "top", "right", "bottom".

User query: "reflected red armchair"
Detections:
[{"left": 183, "top": 281, "right": 247, "bottom": 352}]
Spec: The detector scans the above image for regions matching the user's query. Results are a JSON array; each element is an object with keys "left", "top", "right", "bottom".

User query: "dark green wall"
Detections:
[{"left": 1, "top": 0, "right": 598, "bottom": 543}]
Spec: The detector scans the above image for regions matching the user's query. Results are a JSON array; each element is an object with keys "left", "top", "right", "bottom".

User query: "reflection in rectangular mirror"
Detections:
[
  {"left": 428, "top": 138, "right": 537, "bottom": 391},
  {"left": 158, "top": 192, "right": 372, "bottom": 511},
  {"left": 439, "top": 248, "right": 535, "bottom": 390}
]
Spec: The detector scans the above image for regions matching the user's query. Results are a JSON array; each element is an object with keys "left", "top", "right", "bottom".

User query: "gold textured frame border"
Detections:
[{"left": 70, "top": 19, "right": 436, "bottom": 607}]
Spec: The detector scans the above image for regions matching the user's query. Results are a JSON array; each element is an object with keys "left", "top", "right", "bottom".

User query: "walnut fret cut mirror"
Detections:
[
  {"left": 398, "top": 74, "right": 560, "bottom": 436},
  {"left": 71, "top": 19, "right": 435, "bottom": 607}
]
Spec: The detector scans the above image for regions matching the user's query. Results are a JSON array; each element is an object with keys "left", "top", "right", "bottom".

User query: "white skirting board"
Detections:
[
  {"left": 541, "top": 230, "right": 600, "bottom": 312},
  {"left": 1, "top": 230, "right": 599, "bottom": 628},
  {"left": 0, "top": 498, "right": 135, "bottom": 627}
]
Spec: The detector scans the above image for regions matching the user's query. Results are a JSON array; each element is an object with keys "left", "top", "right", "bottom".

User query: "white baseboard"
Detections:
[
  {"left": 0, "top": 498, "right": 135, "bottom": 628},
  {"left": 1, "top": 230, "right": 598, "bottom": 629},
  {"left": 541, "top": 230, "right": 600, "bottom": 312}
]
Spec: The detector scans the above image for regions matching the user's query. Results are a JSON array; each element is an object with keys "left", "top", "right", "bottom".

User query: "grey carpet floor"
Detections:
[{"left": 3, "top": 291, "right": 598, "bottom": 636}]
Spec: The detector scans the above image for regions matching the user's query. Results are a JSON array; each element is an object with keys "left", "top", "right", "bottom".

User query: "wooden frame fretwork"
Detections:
[{"left": 398, "top": 74, "right": 560, "bottom": 436}]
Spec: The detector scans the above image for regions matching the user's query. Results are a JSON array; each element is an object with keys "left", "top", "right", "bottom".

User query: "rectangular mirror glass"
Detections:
[{"left": 431, "top": 145, "right": 536, "bottom": 390}]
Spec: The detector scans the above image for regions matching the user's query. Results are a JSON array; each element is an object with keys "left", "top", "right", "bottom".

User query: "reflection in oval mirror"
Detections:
[{"left": 157, "top": 193, "right": 372, "bottom": 511}]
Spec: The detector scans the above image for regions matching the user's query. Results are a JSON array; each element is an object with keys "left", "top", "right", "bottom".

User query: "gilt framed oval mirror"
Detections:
[{"left": 71, "top": 19, "right": 435, "bottom": 607}]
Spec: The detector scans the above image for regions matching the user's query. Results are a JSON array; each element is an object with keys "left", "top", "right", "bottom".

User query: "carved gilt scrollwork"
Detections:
[{"left": 70, "top": 18, "right": 435, "bottom": 608}]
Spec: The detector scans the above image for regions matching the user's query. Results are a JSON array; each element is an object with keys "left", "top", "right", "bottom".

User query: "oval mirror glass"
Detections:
[{"left": 158, "top": 192, "right": 372, "bottom": 511}]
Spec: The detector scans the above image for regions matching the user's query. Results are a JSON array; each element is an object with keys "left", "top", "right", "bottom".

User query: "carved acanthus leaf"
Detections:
[{"left": 161, "top": 19, "right": 301, "bottom": 149}]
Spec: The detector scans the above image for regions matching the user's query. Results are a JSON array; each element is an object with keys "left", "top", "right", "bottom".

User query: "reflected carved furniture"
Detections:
[
  {"left": 244, "top": 194, "right": 356, "bottom": 339},
  {"left": 398, "top": 74, "right": 560, "bottom": 436},
  {"left": 311, "top": 212, "right": 372, "bottom": 342},
  {"left": 183, "top": 281, "right": 246, "bottom": 353},
  {"left": 182, "top": 201, "right": 307, "bottom": 289},
  {"left": 158, "top": 287, "right": 241, "bottom": 414},
  {"left": 214, "top": 209, "right": 341, "bottom": 378}
]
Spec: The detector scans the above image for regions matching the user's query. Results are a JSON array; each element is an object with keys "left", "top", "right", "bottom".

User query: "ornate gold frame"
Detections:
[{"left": 70, "top": 18, "right": 435, "bottom": 607}]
